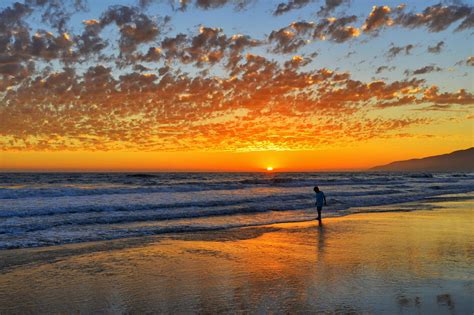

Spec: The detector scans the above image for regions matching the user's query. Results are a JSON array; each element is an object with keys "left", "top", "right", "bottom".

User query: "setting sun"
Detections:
[{"left": 266, "top": 167, "right": 274, "bottom": 171}]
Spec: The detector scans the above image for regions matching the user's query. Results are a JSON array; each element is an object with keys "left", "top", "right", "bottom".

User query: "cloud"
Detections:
[
  {"left": 0, "top": 1, "right": 166, "bottom": 71},
  {"left": 0, "top": 1, "right": 471, "bottom": 152},
  {"left": 77, "top": 19, "right": 108, "bottom": 56},
  {"left": 455, "top": 55, "right": 474, "bottom": 67},
  {"left": 30, "top": 30, "right": 75, "bottom": 60},
  {"left": 274, "top": 0, "right": 313, "bottom": 16},
  {"left": 320, "top": 16, "right": 360, "bottom": 43},
  {"left": 456, "top": 11, "right": 474, "bottom": 31},
  {"left": 422, "top": 86, "right": 474, "bottom": 105},
  {"left": 0, "top": 2, "right": 31, "bottom": 29},
  {"left": 359, "top": 3, "right": 473, "bottom": 36},
  {"left": 386, "top": 43, "right": 414, "bottom": 59},
  {"left": 26, "top": 0, "right": 88, "bottom": 32},
  {"left": 375, "top": 65, "right": 395, "bottom": 74},
  {"left": 394, "top": 3, "right": 473, "bottom": 32},
  {"left": 268, "top": 24, "right": 310, "bottom": 53},
  {"left": 362, "top": 5, "right": 393, "bottom": 33},
  {"left": 0, "top": 62, "right": 27, "bottom": 76},
  {"left": 198, "top": 0, "right": 253, "bottom": 10},
  {"left": 283, "top": 55, "right": 311, "bottom": 68},
  {"left": 1, "top": 54, "right": 438, "bottom": 151},
  {"left": 377, "top": 85, "right": 474, "bottom": 110},
  {"left": 99, "top": 5, "right": 161, "bottom": 53},
  {"left": 405, "top": 65, "right": 442, "bottom": 76},
  {"left": 317, "top": 0, "right": 349, "bottom": 17},
  {"left": 171, "top": 0, "right": 252, "bottom": 11},
  {"left": 427, "top": 41, "right": 445, "bottom": 54},
  {"left": 158, "top": 27, "right": 260, "bottom": 68},
  {"left": 268, "top": 16, "right": 359, "bottom": 53},
  {"left": 466, "top": 56, "right": 474, "bottom": 66}
]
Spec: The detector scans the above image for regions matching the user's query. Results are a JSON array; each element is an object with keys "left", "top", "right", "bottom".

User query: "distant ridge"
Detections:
[{"left": 371, "top": 147, "right": 474, "bottom": 172}]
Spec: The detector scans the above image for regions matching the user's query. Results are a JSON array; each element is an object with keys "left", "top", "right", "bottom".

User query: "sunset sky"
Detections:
[{"left": 0, "top": 0, "right": 473, "bottom": 171}]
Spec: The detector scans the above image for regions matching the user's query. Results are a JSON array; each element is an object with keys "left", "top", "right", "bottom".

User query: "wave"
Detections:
[
  {"left": 2, "top": 181, "right": 473, "bottom": 217},
  {"left": 0, "top": 172, "right": 473, "bottom": 250},
  {"left": 1, "top": 193, "right": 472, "bottom": 250},
  {"left": 0, "top": 192, "right": 310, "bottom": 218},
  {"left": 125, "top": 174, "right": 160, "bottom": 178},
  {"left": 0, "top": 215, "right": 315, "bottom": 250},
  {"left": 0, "top": 174, "right": 465, "bottom": 200},
  {"left": 407, "top": 173, "right": 433, "bottom": 178},
  {"left": 0, "top": 205, "right": 274, "bottom": 234},
  {"left": 1, "top": 184, "right": 472, "bottom": 225}
]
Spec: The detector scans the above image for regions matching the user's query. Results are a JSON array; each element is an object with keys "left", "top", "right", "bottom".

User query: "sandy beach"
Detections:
[{"left": 0, "top": 194, "right": 473, "bottom": 314}]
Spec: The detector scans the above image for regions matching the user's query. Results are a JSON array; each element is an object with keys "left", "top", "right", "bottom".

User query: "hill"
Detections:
[{"left": 371, "top": 147, "right": 474, "bottom": 172}]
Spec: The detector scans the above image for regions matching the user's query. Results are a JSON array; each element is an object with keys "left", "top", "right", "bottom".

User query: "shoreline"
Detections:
[
  {"left": 1, "top": 193, "right": 473, "bottom": 313},
  {"left": 0, "top": 192, "right": 472, "bottom": 261},
  {"left": 1, "top": 191, "right": 472, "bottom": 252}
]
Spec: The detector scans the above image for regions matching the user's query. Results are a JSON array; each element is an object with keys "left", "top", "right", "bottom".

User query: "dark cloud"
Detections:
[
  {"left": 0, "top": 0, "right": 164, "bottom": 72},
  {"left": 268, "top": 24, "right": 310, "bottom": 54},
  {"left": 343, "top": 50, "right": 355, "bottom": 58},
  {"left": 30, "top": 30, "right": 74, "bottom": 60},
  {"left": 378, "top": 85, "right": 474, "bottom": 110},
  {"left": 467, "top": 56, "right": 474, "bottom": 66},
  {"left": 274, "top": 0, "right": 313, "bottom": 16},
  {"left": 317, "top": 0, "right": 348, "bottom": 16},
  {"left": 427, "top": 41, "right": 445, "bottom": 53},
  {"left": 375, "top": 65, "right": 395, "bottom": 74},
  {"left": 172, "top": 0, "right": 252, "bottom": 11},
  {"left": 422, "top": 86, "right": 474, "bottom": 105},
  {"left": 140, "top": 47, "right": 162, "bottom": 62},
  {"left": 394, "top": 3, "right": 473, "bottom": 32},
  {"left": 0, "top": 3, "right": 33, "bottom": 67},
  {"left": 133, "top": 64, "right": 151, "bottom": 72},
  {"left": 0, "top": 62, "right": 26, "bottom": 76},
  {"left": 137, "top": 0, "right": 158, "bottom": 8},
  {"left": 195, "top": 0, "right": 231, "bottom": 10},
  {"left": 76, "top": 19, "right": 108, "bottom": 56},
  {"left": 159, "top": 27, "right": 260, "bottom": 68},
  {"left": 360, "top": 3, "right": 473, "bottom": 35},
  {"left": 100, "top": 5, "right": 161, "bottom": 53},
  {"left": 268, "top": 16, "right": 359, "bottom": 53},
  {"left": 283, "top": 55, "right": 311, "bottom": 68},
  {"left": 386, "top": 44, "right": 414, "bottom": 59},
  {"left": 0, "top": 2, "right": 31, "bottom": 29},
  {"left": 375, "top": 95, "right": 417, "bottom": 109},
  {"left": 321, "top": 16, "right": 360, "bottom": 43},
  {"left": 187, "top": 26, "right": 228, "bottom": 65},
  {"left": 405, "top": 65, "right": 442, "bottom": 76},
  {"left": 362, "top": 5, "right": 392, "bottom": 33},
  {"left": 455, "top": 11, "right": 474, "bottom": 31},
  {"left": 455, "top": 55, "right": 474, "bottom": 66},
  {"left": 23, "top": 0, "right": 88, "bottom": 32}
]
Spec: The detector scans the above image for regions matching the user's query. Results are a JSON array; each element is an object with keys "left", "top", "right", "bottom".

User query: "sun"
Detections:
[{"left": 266, "top": 166, "right": 273, "bottom": 171}]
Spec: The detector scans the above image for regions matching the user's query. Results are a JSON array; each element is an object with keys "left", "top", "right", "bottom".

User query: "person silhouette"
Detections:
[{"left": 314, "top": 186, "right": 327, "bottom": 221}]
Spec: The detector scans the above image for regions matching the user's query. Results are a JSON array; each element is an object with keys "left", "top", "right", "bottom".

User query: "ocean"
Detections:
[{"left": 0, "top": 172, "right": 473, "bottom": 249}]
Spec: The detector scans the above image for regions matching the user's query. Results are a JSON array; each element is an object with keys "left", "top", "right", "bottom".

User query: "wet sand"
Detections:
[{"left": 0, "top": 196, "right": 473, "bottom": 314}]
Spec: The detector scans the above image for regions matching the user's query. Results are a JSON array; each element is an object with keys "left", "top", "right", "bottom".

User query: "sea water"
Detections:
[{"left": 0, "top": 172, "right": 473, "bottom": 249}]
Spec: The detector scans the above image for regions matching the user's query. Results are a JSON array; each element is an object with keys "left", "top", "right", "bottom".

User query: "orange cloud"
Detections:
[{"left": 0, "top": 0, "right": 472, "bottom": 156}]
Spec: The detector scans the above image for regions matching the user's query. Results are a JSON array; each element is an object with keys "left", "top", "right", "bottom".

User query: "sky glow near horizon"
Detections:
[{"left": 0, "top": 0, "right": 473, "bottom": 171}]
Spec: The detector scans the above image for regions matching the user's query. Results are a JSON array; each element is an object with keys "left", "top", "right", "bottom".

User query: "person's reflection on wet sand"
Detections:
[{"left": 316, "top": 221, "right": 325, "bottom": 254}]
